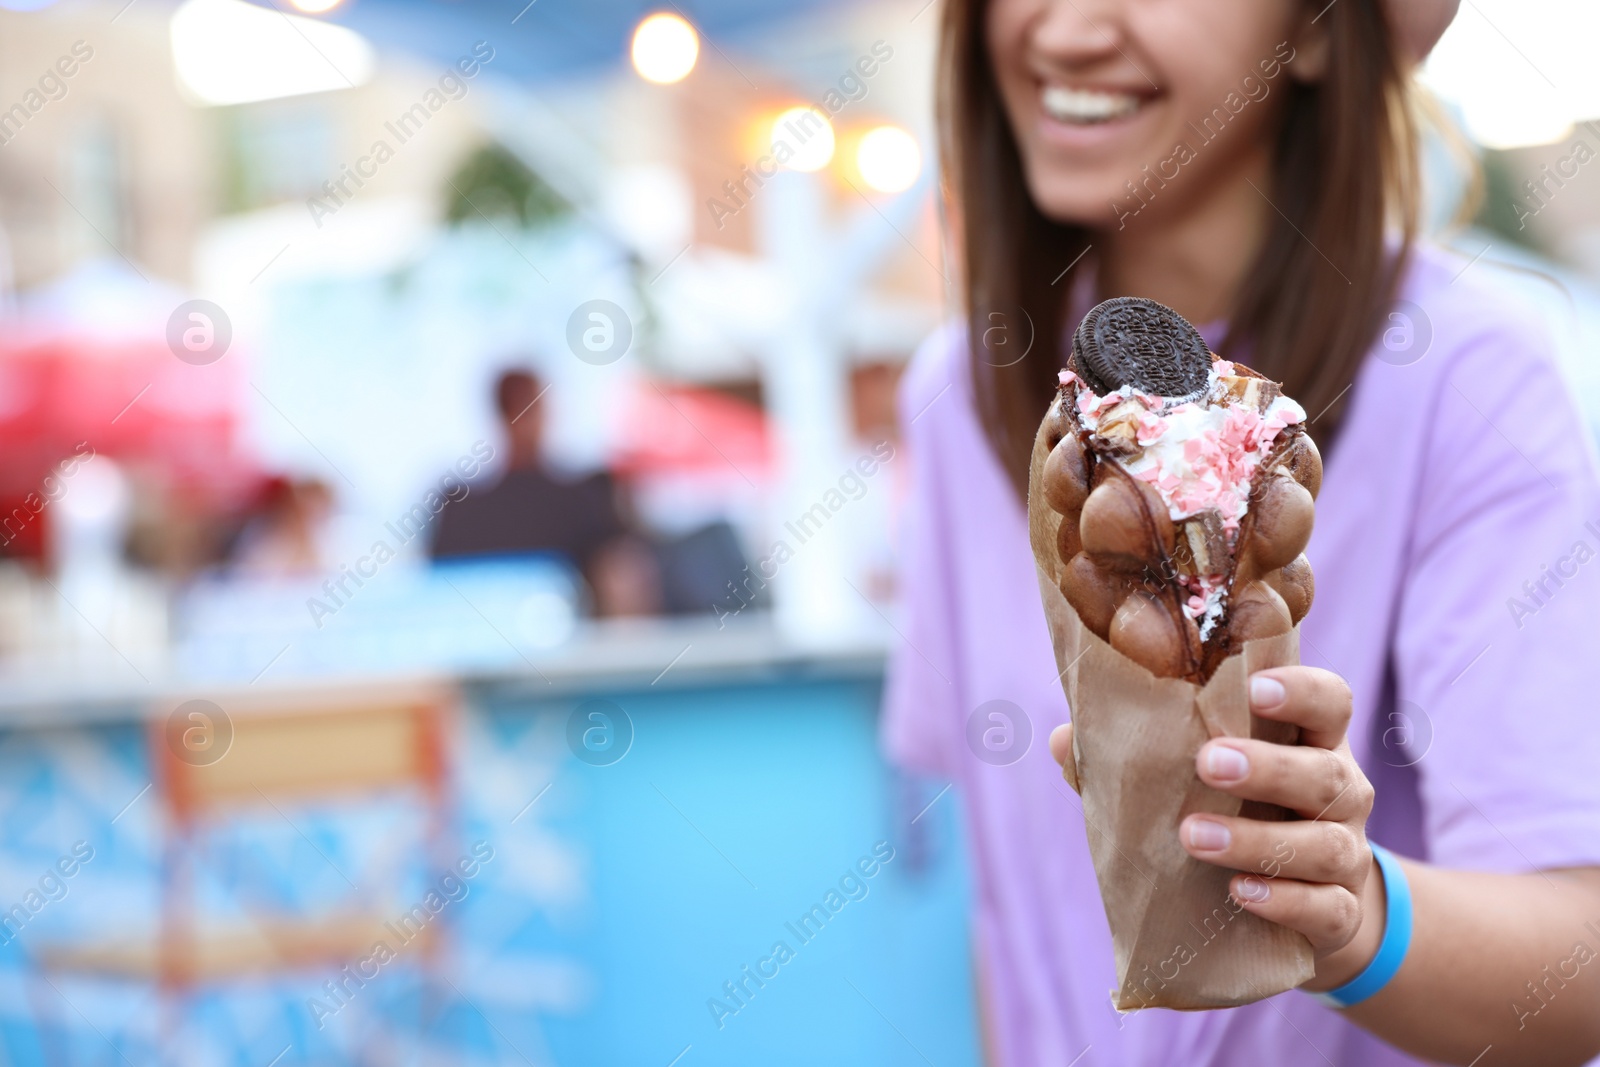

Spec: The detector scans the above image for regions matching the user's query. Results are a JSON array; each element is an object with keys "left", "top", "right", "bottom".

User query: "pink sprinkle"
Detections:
[
  {"left": 1135, "top": 413, "right": 1167, "bottom": 445},
  {"left": 1093, "top": 393, "right": 1126, "bottom": 415},
  {"left": 1221, "top": 408, "right": 1261, "bottom": 452},
  {"left": 1197, "top": 443, "right": 1225, "bottom": 475}
]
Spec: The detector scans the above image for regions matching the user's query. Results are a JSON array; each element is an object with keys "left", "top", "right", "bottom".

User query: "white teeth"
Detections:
[{"left": 1042, "top": 85, "right": 1141, "bottom": 124}]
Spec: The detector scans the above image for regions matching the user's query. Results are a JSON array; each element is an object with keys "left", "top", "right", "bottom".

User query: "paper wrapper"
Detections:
[{"left": 1029, "top": 417, "right": 1315, "bottom": 1010}]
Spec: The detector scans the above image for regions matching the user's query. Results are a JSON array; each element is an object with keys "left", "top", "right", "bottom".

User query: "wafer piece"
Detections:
[{"left": 1173, "top": 510, "right": 1228, "bottom": 577}]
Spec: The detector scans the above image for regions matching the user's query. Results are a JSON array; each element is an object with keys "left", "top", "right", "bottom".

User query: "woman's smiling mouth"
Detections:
[{"left": 1040, "top": 84, "right": 1147, "bottom": 125}]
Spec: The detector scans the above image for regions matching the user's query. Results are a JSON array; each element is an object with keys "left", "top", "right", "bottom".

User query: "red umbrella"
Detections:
[
  {"left": 0, "top": 262, "right": 264, "bottom": 561},
  {"left": 610, "top": 379, "right": 774, "bottom": 483},
  {"left": 0, "top": 329, "right": 257, "bottom": 499}
]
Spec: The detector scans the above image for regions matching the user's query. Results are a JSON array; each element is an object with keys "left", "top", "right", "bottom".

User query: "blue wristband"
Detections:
[{"left": 1310, "top": 843, "right": 1412, "bottom": 1009}]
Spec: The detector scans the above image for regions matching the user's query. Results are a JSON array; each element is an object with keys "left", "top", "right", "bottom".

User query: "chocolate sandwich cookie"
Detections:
[{"left": 1071, "top": 296, "right": 1212, "bottom": 399}]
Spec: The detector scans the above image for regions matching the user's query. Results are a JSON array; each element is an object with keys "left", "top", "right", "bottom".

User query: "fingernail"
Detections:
[
  {"left": 1186, "top": 818, "right": 1230, "bottom": 851},
  {"left": 1250, "top": 675, "right": 1286, "bottom": 710},
  {"left": 1236, "top": 876, "right": 1270, "bottom": 903},
  {"left": 1205, "top": 744, "right": 1250, "bottom": 782}
]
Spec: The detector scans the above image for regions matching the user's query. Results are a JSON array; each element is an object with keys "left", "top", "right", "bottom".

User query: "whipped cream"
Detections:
[{"left": 1179, "top": 573, "right": 1228, "bottom": 640}]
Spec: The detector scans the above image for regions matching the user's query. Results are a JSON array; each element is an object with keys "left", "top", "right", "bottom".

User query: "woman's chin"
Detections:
[{"left": 1022, "top": 176, "right": 1127, "bottom": 232}]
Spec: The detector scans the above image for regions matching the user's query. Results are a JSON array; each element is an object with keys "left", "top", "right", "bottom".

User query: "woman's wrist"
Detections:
[{"left": 1301, "top": 845, "right": 1388, "bottom": 992}]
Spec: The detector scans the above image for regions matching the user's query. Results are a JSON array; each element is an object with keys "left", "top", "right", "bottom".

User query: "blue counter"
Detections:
[{"left": 0, "top": 620, "right": 978, "bottom": 1067}]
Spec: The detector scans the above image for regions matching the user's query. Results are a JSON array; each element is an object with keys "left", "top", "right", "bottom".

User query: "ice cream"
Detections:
[
  {"left": 1060, "top": 361, "right": 1308, "bottom": 640},
  {"left": 1033, "top": 296, "right": 1321, "bottom": 681}
]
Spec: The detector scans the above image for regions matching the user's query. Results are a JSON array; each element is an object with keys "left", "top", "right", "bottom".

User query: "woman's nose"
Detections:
[{"left": 1027, "top": 0, "right": 1131, "bottom": 70}]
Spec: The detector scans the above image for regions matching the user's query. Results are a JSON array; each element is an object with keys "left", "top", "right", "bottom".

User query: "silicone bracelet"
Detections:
[{"left": 1310, "top": 843, "right": 1412, "bottom": 1009}]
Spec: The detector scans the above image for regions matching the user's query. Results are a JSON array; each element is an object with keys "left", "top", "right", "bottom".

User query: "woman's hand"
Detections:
[{"left": 1048, "top": 665, "right": 1384, "bottom": 988}]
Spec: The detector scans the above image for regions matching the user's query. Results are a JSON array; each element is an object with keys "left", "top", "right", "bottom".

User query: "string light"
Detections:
[
  {"left": 631, "top": 13, "right": 698, "bottom": 85},
  {"left": 856, "top": 125, "right": 921, "bottom": 193},
  {"left": 772, "top": 107, "right": 835, "bottom": 172}
]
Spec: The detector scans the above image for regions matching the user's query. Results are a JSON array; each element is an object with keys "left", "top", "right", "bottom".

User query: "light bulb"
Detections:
[
  {"left": 631, "top": 13, "right": 698, "bottom": 85},
  {"left": 772, "top": 107, "right": 834, "bottom": 172},
  {"left": 857, "top": 125, "right": 921, "bottom": 193}
]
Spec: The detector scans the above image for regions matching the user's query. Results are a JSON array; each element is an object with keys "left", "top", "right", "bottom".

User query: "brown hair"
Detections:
[{"left": 939, "top": 0, "right": 1420, "bottom": 496}]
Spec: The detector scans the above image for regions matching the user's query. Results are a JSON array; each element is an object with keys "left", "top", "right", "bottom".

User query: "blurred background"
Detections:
[{"left": 0, "top": 0, "right": 1595, "bottom": 1064}]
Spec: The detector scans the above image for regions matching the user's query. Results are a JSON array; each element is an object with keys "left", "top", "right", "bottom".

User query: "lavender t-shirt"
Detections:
[{"left": 882, "top": 243, "right": 1600, "bottom": 1067}]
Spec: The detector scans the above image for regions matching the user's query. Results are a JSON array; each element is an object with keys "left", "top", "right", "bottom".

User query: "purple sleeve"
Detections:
[
  {"left": 880, "top": 329, "right": 965, "bottom": 780},
  {"left": 1396, "top": 313, "right": 1600, "bottom": 872}
]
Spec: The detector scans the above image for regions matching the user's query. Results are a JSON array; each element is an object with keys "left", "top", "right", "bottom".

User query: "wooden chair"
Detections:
[{"left": 33, "top": 680, "right": 458, "bottom": 1065}]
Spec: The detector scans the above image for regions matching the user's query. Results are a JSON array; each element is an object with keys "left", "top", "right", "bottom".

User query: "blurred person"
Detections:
[
  {"left": 886, "top": 1, "right": 1600, "bottom": 1066},
  {"left": 228, "top": 476, "right": 334, "bottom": 578},
  {"left": 431, "top": 368, "right": 661, "bottom": 617}
]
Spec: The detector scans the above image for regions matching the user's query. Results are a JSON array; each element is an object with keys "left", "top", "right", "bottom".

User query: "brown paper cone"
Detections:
[
  {"left": 1039, "top": 569, "right": 1315, "bottom": 1009},
  {"left": 1028, "top": 396, "right": 1315, "bottom": 1010}
]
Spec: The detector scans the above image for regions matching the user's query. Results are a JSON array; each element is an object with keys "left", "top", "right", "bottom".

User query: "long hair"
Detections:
[{"left": 939, "top": 0, "right": 1421, "bottom": 496}]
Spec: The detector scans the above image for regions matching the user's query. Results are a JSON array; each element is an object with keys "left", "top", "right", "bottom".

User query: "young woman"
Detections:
[{"left": 882, "top": 1, "right": 1600, "bottom": 1064}]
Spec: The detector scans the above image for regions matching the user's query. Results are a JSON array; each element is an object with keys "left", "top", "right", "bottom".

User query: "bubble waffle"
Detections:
[{"left": 1029, "top": 297, "right": 1321, "bottom": 682}]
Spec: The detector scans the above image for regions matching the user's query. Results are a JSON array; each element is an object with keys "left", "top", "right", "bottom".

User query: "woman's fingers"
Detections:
[
  {"left": 1180, "top": 811, "right": 1368, "bottom": 889},
  {"left": 1226, "top": 872, "right": 1368, "bottom": 955},
  {"left": 1194, "top": 737, "right": 1375, "bottom": 821},
  {"left": 1051, "top": 722, "right": 1082, "bottom": 792},
  {"left": 1049, "top": 722, "right": 1073, "bottom": 767},
  {"left": 1180, "top": 664, "right": 1374, "bottom": 962},
  {"left": 1248, "top": 666, "right": 1353, "bottom": 750}
]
